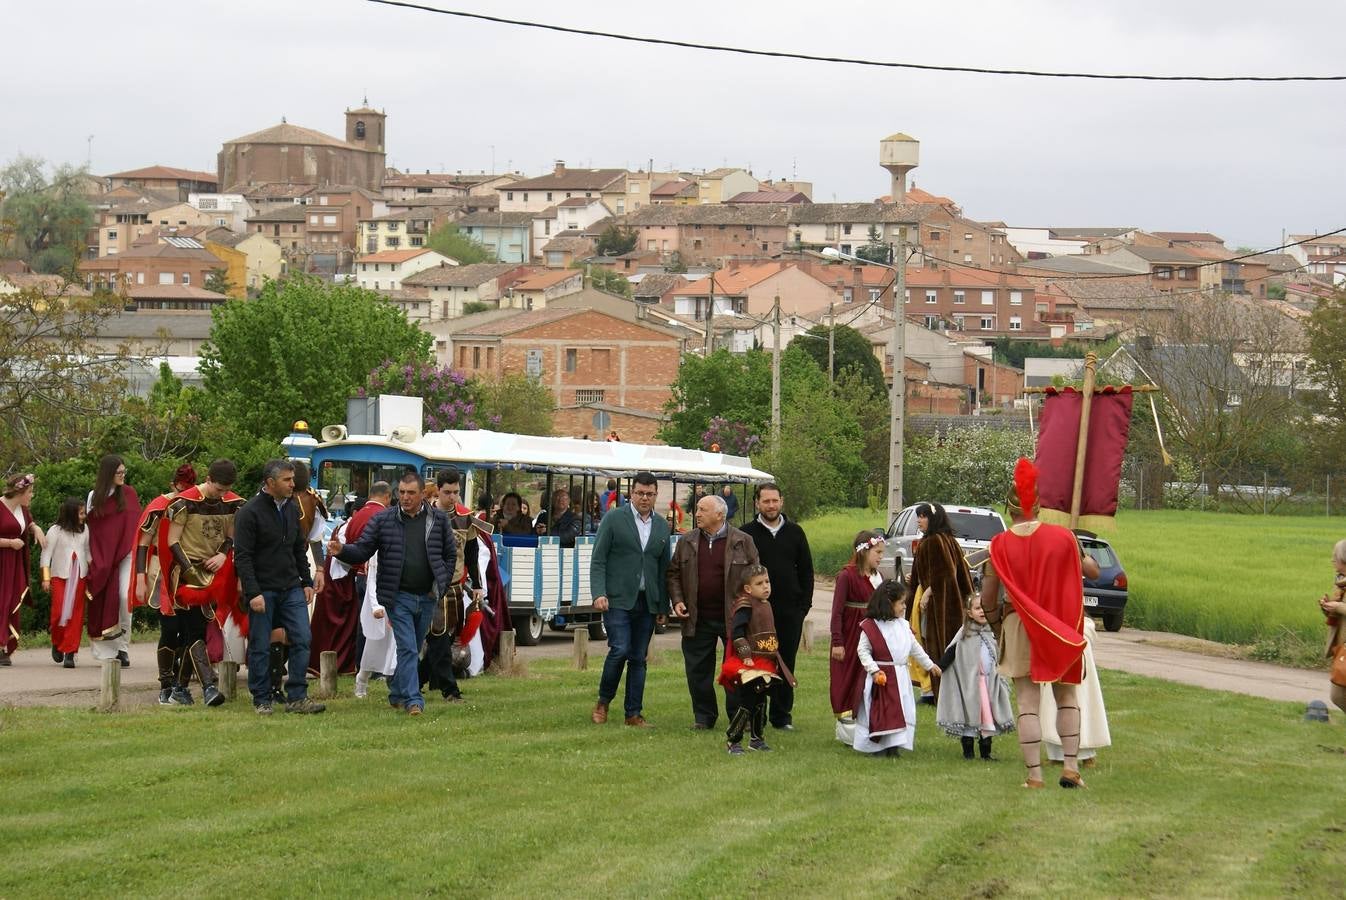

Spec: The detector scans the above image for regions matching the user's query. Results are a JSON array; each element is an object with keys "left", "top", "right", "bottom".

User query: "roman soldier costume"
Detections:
[
  {"left": 719, "top": 594, "right": 796, "bottom": 749},
  {"left": 136, "top": 489, "right": 181, "bottom": 704},
  {"left": 164, "top": 485, "right": 245, "bottom": 706}
]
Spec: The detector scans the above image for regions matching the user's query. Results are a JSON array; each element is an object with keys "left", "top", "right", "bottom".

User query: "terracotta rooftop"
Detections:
[
  {"left": 109, "top": 165, "right": 218, "bottom": 183},
  {"left": 224, "top": 122, "right": 359, "bottom": 150},
  {"left": 1151, "top": 231, "right": 1224, "bottom": 244},
  {"left": 513, "top": 269, "right": 582, "bottom": 291},
  {"left": 358, "top": 248, "right": 440, "bottom": 264},
  {"left": 651, "top": 179, "right": 695, "bottom": 197},
  {"left": 505, "top": 167, "right": 626, "bottom": 192},
  {"left": 246, "top": 206, "right": 308, "bottom": 223},
  {"left": 401, "top": 262, "right": 523, "bottom": 288},
  {"left": 727, "top": 191, "right": 810, "bottom": 204}
]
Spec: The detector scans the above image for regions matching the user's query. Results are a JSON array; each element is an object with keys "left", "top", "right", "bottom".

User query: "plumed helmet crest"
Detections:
[{"left": 1009, "top": 457, "right": 1039, "bottom": 515}]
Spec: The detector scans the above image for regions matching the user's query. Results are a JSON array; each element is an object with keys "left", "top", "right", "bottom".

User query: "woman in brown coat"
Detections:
[
  {"left": 904, "top": 503, "right": 973, "bottom": 702},
  {"left": 1319, "top": 538, "right": 1346, "bottom": 714}
]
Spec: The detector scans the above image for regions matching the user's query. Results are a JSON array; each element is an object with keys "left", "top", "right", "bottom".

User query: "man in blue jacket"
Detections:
[
  {"left": 329, "top": 470, "right": 457, "bottom": 716},
  {"left": 590, "top": 471, "right": 670, "bottom": 727}
]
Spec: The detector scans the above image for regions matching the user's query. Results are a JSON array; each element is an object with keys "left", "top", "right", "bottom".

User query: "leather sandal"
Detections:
[{"left": 1059, "top": 770, "right": 1087, "bottom": 789}]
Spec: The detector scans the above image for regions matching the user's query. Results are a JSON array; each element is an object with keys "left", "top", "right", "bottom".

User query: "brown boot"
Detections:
[
  {"left": 625, "top": 715, "right": 652, "bottom": 728},
  {"left": 591, "top": 701, "right": 609, "bottom": 724}
]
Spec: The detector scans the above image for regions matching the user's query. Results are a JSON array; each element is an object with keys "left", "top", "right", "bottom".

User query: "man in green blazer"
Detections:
[{"left": 590, "top": 471, "right": 670, "bottom": 727}]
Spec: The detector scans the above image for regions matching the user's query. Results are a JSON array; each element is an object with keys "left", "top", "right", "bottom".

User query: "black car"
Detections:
[{"left": 1079, "top": 534, "right": 1128, "bottom": 632}]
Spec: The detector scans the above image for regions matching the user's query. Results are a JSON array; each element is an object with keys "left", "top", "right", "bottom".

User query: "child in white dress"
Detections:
[{"left": 844, "top": 580, "right": 940, "bottom": 756}]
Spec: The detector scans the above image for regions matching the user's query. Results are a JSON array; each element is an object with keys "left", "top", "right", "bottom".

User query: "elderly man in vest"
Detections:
[{"left": 667, "top": 493, "right": 760, "bottom": 731}]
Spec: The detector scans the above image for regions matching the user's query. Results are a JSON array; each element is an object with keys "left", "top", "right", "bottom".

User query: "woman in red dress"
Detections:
[
  {"left": 85, "top": 455, "right": 141, "bottom": 665},
  {"left": 829, "top": 529, "right": 886, "bottom": 719},
  {"left": 1, "top": 473, "right": 43, "bottom": 665}
]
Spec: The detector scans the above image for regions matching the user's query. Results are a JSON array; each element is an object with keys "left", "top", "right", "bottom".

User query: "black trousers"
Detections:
[
  {"left": 419, "top": 629, "right": 460, "bottom": 697},
  {"left": 767, "top": 603, "right": 807, "bottom": 727},
  {"left": 157, "top": 613, "right": 188, "bottom": 689},
  {"left": 681, "top": 616, "right": 738, "bottom": 728},
  {"left": 352, "top": 574, "right": 367, "bottom": 668}
]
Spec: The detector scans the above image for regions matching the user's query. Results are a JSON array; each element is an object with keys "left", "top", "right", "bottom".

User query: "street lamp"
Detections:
[{"left": 822, "top": 239, "right": 908, "bottom": 526}]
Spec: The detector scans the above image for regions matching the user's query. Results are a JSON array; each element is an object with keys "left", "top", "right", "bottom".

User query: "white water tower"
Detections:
[{"left": 879, "top": 133, "right": 919, "bottom": 201}]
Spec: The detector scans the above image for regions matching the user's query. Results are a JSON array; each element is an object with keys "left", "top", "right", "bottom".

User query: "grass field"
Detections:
[
  {"left": 800, "top": 508, "right": 1343, "bottom": 662},
  {"left": 3, "top": 649, "right": 1346, "bottom": 898}
]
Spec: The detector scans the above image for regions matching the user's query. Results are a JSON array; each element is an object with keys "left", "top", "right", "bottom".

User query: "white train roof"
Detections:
[{"left": 317, "top": 428, "right": 773, "bottom": 482}]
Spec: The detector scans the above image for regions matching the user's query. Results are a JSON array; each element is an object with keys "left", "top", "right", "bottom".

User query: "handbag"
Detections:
[{"left": 1332, "top": 643, "right": 1346, "bottom": 688}]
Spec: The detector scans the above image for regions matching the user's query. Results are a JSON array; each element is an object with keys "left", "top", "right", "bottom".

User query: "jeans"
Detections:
[
  {"left": 247, "top": 586, "right": 311, "bottom": 705},
  {"left": 598, "top": 599, "right": 656, "bottom": 719},
  {"left": 681, "top": 615, "right": 738, "bottom": 728},
  {"left": 388, "top": 590, "right": 437, "bottom": 711}
]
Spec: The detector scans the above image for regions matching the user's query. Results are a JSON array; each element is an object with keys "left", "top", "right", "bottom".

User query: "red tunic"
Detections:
[
  {"left": 858, "top": 618, "right": 907, "bottom": 738},
  {"left": 86, "top": 485, "right": 141, "bottom": 641},
  {"left": 0, "top": 503, "right": 33, "bottom": 655},
  {"left": 307, "top": 537, "right": 359, "bottom": 676},
  {"left": 829, "top": 564, "right": 879, "bottom": 716},
  {"left": 135, "top": 493, "right": 174, "bottom": 613},
  {"left": 988, "top": 522, "right": 1087, "bottom": 684}
]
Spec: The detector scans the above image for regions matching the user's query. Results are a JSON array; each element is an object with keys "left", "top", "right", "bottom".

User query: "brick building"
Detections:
[
  {"left": 218, "top": 105, "right": 387, "bottom": 192},
  {"left": 429, "top": 288, "right": 685, "bottom": 442},
  {"left": 106, "top": 165, "right": 218, "bottom": 200},
  {"left": 903, "top": 266, "right": 1043, "bottom": 337}
]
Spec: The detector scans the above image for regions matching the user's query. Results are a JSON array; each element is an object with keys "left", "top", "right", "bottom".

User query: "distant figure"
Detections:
[
  {"left": 720, "top": 485, "right": 738, "bottom": 522},
  {"left": 1319, "top": 538, "right": 1346, "bottom": 715}
]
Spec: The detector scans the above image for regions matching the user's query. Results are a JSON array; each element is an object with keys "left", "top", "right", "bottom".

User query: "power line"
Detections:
[{"left": 363, "top": 1, "right": 1346, "bottom": 83}]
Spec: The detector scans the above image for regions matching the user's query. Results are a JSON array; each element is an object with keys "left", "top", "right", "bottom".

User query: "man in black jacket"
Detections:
[
  {"left": 740, "top": 482, "right": 814, "bottom": 731},
  {"left": 233, "top": 459, "right": 325, "bottom": 715},
  {"left": 329, "top": 470, "right": 457, "bottom": 716}
]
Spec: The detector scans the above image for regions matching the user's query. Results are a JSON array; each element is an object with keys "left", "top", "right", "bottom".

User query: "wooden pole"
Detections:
[
  {"left": 98, "top": 657, "right": 120, "bottom": 712},
  {"left": 497, "top": 629, "right": 516, "bottom": 674},
  {"left": 219, "top": 660, "right": 239, "bottom": 700},
  {"left": 317, "top": 650, "right": 338, "bottom": 698},
  {"left": 1068, "top": 352, "right": 1099, "bottom": 530},
  {"left": 572, "top": 628, "right": 589, "bottom": 670},
  {"left": 800, "top": 614, "right": 814, "bottom": 654}
]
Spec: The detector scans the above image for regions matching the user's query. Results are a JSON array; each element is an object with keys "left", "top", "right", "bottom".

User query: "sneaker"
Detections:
[
  {"left": 52, "top": 646, "right": 63, "bottom": 663},
  {"left": 284, "top": 697, "right": 326, "bottom": 715},
  {"left": 407, "top": 705, "right": 423, "bottom": 717},
  {"left": 255, "top": 702, "right": 274, "bottom": 715},
  {"left": 62, "top": 653, "right": 76, "bottom": 669},
  {"left": 169, "top": 685, "right": 194, "bottom": 706},
  {"left": 442, "top": 691, "right": 464, "bottom": 703},
  {"left": 118, "top": 650, "right": 130, "bottom": 668},
  {"left": 749, "top": 738, "right": 772, "bottom": 752},
  {"left": 354, "top": 676, "right": 369, "bottom": 699},
  {"left": 727, "top": 742, "right": 746, "bottom": 756},
  {"left": 203, "top": 685, "right": 225, "bottom": 707},
  {"left": 158, "top": 687, "right": 173, "bottom": 705}
]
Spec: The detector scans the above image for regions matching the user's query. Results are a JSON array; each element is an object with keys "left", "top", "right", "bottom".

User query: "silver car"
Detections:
[{"left": 879, "top": 504, "right": 1007, "bottom": 583}]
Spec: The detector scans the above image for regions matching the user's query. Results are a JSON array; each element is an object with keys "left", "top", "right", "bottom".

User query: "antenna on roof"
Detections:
[
  {"left": 363, "top": 91, "right": 369, "bottom": 106},
  {"left": 282, "top": 116, "right": 287, "bottom": 123}
]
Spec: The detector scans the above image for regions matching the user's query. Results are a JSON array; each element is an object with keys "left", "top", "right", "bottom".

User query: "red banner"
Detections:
[{"left": 1034, "top": 387, "right": 1134, "bottom": 530}]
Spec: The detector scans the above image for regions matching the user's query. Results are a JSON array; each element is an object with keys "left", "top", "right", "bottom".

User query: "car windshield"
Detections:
[
  {"left": 1082, "top": 542, "right": 1118, "bottom": 568},
  {"left": 948, "top": 512, "right": 1003, "bottom": 541}
]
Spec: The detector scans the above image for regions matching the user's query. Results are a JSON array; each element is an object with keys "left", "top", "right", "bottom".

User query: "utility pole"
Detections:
[
  {"left": 888, "top": 226, "right": 907, "bottom": 525},
  {"left": 704, "top": 270, "right": 716, "bottom": 353},
  {"left": 771, "top": 294, "right": 782, "bottom": 448},
  {"left": 827, "top": 301, "right": 835, "bottom": 385}
]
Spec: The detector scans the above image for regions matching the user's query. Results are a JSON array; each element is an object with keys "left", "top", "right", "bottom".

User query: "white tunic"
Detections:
[
  {"left": 1042, "top": 616, "right": 1111, "bottom": 760},
  {"left": 841, "top": 618, "right": 935, "bottom": 753},
  {"left": 358, "top": 551, "right": 397, "bottom": 675}
]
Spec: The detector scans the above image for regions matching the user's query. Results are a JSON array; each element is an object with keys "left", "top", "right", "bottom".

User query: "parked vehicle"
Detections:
[
  {"left": 879, "top": 504, "right": 1007, "bottom": 582},
  {"left": 1079, "top": 533, "right": 1128, "bottom": 632}
]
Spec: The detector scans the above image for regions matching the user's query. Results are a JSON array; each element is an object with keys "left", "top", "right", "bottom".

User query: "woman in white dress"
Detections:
[{"left": 842, "top": 580, "right": 941, "bottom": 756}]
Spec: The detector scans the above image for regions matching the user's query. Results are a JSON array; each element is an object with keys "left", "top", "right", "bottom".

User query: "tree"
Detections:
[
  {"left": 584, "top": 266, "right": 632, "bottom": 298},
  {"left": 426, "top": 222, "right": 496, "bottom": 264},
  {"left": 463, "top": 301, "right": 491, "bottom": 316},
  {"left": 1304, "top": 288, "right": 1346, "bottom": 473},
  {"left": 854, "top": 225, "right": 892, "bottom": 265},
  {"left": 665, "top": 251, "right": 687, "bottom": 274},
  {"left": 476, "top": 372, "right": 555, "bottom": 435},
  {"left": 594, "top": 224, "right": 639, "bottom": 257},
  {"left": 904, "top": 425, "right": 1036, "bottom": 508},
  {"left": 0, "top": 283, "right": 139, "bottom": 466},
  {"left": 204, "top": 268, "right": 235, "bottom": 297},
  {"left": 795, "top": 323, "right": 887, "bottom": 397},
  {"left": 364, "top": 360, "right": 479, "bottom": 432},
  {"left": 0, "top": 155, "right": 95, "bottom": 273},
  {"left": 199, "top": 276, "right": 430, "bottom": 440},
  {"left": 1136, "top": 293, "right": 1304, "bottom": 498}
]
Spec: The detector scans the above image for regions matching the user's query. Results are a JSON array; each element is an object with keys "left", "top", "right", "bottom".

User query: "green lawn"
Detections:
[
  {"left": 800, "top": 508, "right": 1343, "bottom": 660},
  {"left": 3, "top": 650, "right": 1346, "bottom": 898}
]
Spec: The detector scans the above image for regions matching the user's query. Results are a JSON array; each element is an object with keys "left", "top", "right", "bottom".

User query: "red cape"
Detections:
[
  {"left": 307, "top": 544, "right": 359, "bottom": 676},
  {"left": 988, "top": 522, "right": 1086, "bottom": 683},
  {"left": 86, "top": 485, "right": 140, "bottom": 640},
  {"left": 135, "top": 493, "right": 174, "bottom": 612}
]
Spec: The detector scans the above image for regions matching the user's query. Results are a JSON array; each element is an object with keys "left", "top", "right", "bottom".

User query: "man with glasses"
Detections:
[{"left": 590, "top": 472, "right": 670, "bottom": 727}]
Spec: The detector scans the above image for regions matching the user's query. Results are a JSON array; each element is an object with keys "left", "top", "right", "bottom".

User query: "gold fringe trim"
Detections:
[{"left": 1038, "top": 507, "right": 1118, "bottom": 534}]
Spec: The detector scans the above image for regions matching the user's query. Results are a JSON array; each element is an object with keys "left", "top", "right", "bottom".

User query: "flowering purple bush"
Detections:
[
  {"left": 701, "top": 417, "right": 762, "bottom": 456},
  {"left": 364, "top": 359, "right": 480, "bottom": 432}
]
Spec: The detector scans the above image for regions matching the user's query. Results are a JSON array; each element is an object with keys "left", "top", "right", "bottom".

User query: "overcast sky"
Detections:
[{"left": 6, "top": 0, "right": 1343, "bottom": 248}]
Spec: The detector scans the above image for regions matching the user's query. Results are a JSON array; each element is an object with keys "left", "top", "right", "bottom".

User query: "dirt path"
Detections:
[{"left": 0, "top": 582, "right": 1330, "bottom": 709}]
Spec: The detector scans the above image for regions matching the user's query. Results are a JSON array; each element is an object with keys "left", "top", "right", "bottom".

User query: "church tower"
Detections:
[{"left": 345, "top": 99, "right": 386, "bottom": 153}]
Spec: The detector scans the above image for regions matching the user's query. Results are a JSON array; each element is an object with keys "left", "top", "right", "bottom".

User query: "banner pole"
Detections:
[{"left": 1068, "top": 352, "right": 1099, "bottom": 531}]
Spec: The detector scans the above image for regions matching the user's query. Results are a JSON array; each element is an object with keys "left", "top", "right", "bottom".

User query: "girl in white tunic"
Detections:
[{"left": 844, "top": 580, "right": 940, "bottom": 756}]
